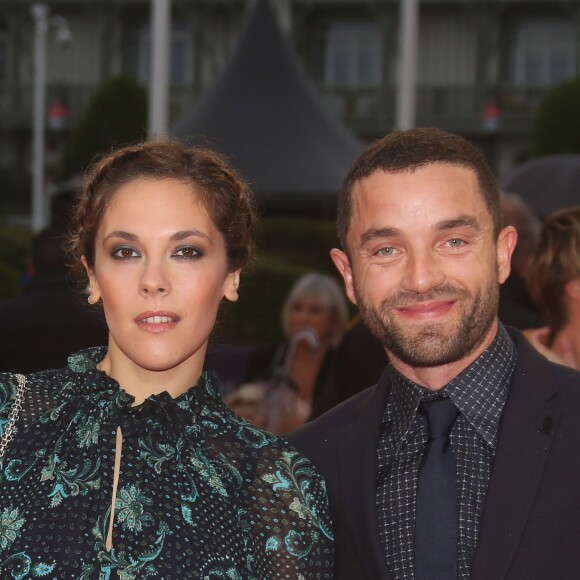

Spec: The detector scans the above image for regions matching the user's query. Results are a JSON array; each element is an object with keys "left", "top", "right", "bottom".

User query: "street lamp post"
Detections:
[
  {"left": 148, "top": 0, "right": 171, "bottom": 138},
  {"left": 31, "top": 3, "right": 49, "bottom": 232},
  {"left": 30, "top": 3, "right": 71, "bottom": 232}
]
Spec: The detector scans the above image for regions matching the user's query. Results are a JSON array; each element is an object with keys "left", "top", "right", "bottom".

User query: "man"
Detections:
[
  {"left": 289, "top": 128, "right": 580, "bottom": 579},
  {"left": 0, "top": 227, "right": 108, "bottom": 373}
]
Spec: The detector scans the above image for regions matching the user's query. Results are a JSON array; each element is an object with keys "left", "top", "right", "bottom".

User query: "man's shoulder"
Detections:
[{"left": 288, "top": 383, "right": 382, "bottom": 450}]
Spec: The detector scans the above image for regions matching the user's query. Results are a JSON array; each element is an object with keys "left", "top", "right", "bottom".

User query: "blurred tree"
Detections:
[
  {"left": 533, "top": 77, "right": 580, "bottom": 156},
  {"left": 59, "top": 76, "right": 147, "bottom": 179}
]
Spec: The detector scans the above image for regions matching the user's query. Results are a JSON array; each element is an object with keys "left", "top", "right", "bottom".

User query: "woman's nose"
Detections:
[{"left": 139, "top": 260, "right": 170, "bottom": 296}]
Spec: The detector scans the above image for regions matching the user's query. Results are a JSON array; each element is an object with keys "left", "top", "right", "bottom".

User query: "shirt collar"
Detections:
[{"left": 382, "top": 323, "right": 516, "bottom": 452}]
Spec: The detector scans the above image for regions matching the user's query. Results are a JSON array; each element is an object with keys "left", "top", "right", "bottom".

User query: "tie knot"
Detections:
[{"left": 422, "top": 398, "right": 459, "bottom": 439}]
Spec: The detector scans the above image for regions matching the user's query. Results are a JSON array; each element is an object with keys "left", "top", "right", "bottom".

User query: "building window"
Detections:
[
  {"left": 324, "top": 22, "right": 382, "bottom": 88},
  {"left": 124, "top": 20, "right": 191, "bottom": 85},
  {"left": 512, "top": 20, "right": 576, "bottom": 86}
]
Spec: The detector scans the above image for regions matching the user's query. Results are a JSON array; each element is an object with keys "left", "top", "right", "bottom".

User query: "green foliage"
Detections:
[
  {"left": 533, "top": 77, "right": 580, "bottom": 156},
  {"left": 0, "top": 168, "right": 30, "bottom": 213},
  {"left": 0, "top": 226, "right": 31, "bottom": 299},
  {"left": 59, "top": 77, "right": 148, "bottom": 180},
  {"left": 214, "top": 216, "right": 348, "bottom": 344}
]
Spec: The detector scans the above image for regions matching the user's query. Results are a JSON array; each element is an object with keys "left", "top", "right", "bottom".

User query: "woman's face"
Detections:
[
  {"left": 84, "top": 177, "right": 239, "bottom": 376},
  {"left": 288, "top": 295, "right": 333, "bottom": 342}
]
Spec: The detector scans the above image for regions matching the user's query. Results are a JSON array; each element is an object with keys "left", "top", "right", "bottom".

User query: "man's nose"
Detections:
[{"left": 400, "top": 249, "right": 445, "bottom": 294}]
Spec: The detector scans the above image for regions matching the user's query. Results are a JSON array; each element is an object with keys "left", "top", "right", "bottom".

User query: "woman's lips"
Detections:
[{"left": 135, "top": 311, "right": 180, "bottom": 332}]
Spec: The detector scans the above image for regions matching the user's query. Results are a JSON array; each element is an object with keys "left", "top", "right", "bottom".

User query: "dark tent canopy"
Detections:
[{"left": 171, "top": 0, "right": 364, "bottom": 209}]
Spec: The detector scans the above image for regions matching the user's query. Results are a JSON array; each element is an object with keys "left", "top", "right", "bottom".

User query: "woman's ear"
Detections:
[
  {"left": 81, "top": 256, "right": 101, "bottom": 304},
  {"left": 223, "top": 269, "right": 241, "bottom": 302},
  {"left": 564, "top": 277, "right": 580, "bottom": 302}
]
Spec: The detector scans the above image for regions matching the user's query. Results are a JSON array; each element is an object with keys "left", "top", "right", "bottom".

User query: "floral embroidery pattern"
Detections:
[
  {"left": 115, "top": 484, "right": 154, "bottom": 532},
  {"left": 0, "top": 349, "right": 333, "bottom": 577},
  {"left": 0, "top": 507, "right": 24, "bottom": 551}
]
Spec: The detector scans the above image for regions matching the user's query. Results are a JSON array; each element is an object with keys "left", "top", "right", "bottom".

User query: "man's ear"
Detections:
[
  {"left": 496, "top": 225, "right": 517, "bottom": 284},
  {"left": 81, "top": 256, "right": 101, "bottom": 304},
  {"left": 223, "top": 269, "right": 241, "bottom": 302},
  {"left": 330, "top": 248, "right": 357, "bottom": 305}
]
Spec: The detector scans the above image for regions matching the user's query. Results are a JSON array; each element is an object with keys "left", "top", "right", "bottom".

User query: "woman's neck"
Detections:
[{"left": 98, "top": 343, "right": 206, "bottom": 406}]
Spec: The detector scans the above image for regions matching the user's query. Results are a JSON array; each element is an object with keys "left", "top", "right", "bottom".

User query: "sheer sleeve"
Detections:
[
  {"left": 0, "top": 374, "right": 19, "bottom": 438},
  {"left": 242, "top": 441, "right": 334, "bottom": 578},
  {"left": 0, "top": 370, "right": 66, "bottom": 440}
]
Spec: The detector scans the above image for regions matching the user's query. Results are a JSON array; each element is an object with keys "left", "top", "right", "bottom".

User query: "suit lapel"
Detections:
[
  {"left": 338, "top": 369, "right": 393, "bottom": 580},
  {"left": 470, "top": 332, "right": 561, "bottom": 579}
]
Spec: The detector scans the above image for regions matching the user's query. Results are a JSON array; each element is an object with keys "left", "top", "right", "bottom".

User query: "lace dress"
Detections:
[{"left": 0, "top": 348, "right": 333, "bottom": 579}]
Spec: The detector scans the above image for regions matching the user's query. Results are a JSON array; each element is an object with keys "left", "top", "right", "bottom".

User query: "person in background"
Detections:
[
  {"left": 0, "top": 140, "right": 333, "bottom": 578},
  {"left": 498, "top": 192, "right": 544, "bottom": 329},
  {"left": 290, "top": 127, "right": 580, "bottom": 579},
  {"left": 230, "top": 272, "right": 349, "bottom": 433},
  {"left": 525, "top": 206, "right": 580, "bottom": 368},
  {"left": 0, "top": 226, "right": 108, "bottom": 373}
]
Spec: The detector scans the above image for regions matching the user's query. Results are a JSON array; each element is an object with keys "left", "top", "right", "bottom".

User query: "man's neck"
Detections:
[{"left": 387, "top": 322, "right": 499, "bottom": 391}]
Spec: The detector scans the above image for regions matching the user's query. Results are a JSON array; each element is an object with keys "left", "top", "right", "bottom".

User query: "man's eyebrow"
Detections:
[
  {"left": 435, "top": 216, "right": 481, "bottom": 232},
  {"left": 360, "top": 227, "right": 402, "bottom": 246},
  {"left": 102, "top": 229, "right": 211, "bottom": 243}
]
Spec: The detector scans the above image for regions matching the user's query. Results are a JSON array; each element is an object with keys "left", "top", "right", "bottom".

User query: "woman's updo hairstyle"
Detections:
[{"left": 67, "top": 140, "right": 257, "bottom": 278}]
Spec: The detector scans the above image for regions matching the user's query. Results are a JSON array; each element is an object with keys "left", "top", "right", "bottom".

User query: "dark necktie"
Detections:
[{"left": 415, "top": 397, "right": 460, "bottom": 580}]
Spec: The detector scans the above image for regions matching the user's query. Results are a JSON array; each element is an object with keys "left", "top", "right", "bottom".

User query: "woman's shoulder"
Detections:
[{"left": 0, "top": 367, "right": 71, "bottom": 426}]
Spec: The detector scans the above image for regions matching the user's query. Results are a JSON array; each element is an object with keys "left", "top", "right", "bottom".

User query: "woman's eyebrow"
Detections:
[
  {"left": 102, "top": 230, "right": 138, "bottom": 243},
  {"left": 102, "top": 230, "right": 212, "bottom": 243},
  {"left": 170, "top": 230, "right": 211, "bottom": 242}
]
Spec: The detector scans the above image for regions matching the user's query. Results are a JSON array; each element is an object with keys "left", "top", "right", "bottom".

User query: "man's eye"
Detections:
[
  {"left": 378, "top": 247, "right": 395, "bottom": 256},
  {"left": 112, "top": 247, "right": 139, "bottom": 259},
  {"left": 447, "top": 238, "right": 464, "bottom": 247}
]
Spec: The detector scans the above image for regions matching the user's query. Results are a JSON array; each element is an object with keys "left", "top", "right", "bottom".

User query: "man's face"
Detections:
[{"left": 331, "top": 163, "right": 516, "bottom": 370}]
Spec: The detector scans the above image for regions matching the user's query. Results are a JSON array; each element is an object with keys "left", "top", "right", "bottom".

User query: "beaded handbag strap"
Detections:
[{"left": 0, "top": 374, "right": 27, "bottom": 461}]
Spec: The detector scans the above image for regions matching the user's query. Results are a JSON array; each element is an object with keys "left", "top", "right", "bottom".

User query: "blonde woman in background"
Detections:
[{"left": 229, "top": 273, "right": 349, "bottom": 433}]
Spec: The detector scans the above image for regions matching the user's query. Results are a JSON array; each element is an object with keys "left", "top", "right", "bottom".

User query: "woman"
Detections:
[
  {"left": 525, "top": 206, "right": 580, "bottom": 368},
  {"left": 231, "top": 273, "right": 348, "bottom": 432},
  {"left": 0, "top": 141, "right": 333, "bottom": 578}
]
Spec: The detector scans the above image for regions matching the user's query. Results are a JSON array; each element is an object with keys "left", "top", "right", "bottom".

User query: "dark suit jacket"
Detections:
[{"left": 289, "top": 328, "right": 580, "bottom": 579}]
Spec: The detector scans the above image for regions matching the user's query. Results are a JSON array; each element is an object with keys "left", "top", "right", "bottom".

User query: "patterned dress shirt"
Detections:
[{"left": 376, "top": 324, "right": 517, "bottom": 579}]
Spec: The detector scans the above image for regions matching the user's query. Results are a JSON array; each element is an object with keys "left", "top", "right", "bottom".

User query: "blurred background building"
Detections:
[{"left": 0, "top": 0, "right": 578, "bottom": 207}]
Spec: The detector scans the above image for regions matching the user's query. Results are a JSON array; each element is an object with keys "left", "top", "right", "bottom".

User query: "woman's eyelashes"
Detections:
[
  {"left": 110, "top": 245, "right": 203, "bottom": 261},
  {"left": 173, "top": 245, "right": 202, "bottom": 259},
  {"left": 111, "top": 246, "right": 139, "bottom": 260}
]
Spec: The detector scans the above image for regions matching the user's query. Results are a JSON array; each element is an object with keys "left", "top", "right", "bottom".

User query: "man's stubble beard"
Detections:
[{"left": 355, "top": 274, "right": 500, "bottom": 368}]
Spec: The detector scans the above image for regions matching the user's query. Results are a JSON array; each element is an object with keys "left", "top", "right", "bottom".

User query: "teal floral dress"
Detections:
[{"left": 0, "top": 348, "right": 333, "bottom": 579}]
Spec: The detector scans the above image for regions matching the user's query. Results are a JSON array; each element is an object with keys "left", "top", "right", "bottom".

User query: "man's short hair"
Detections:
[{"left": 337, "top": 127, "right": 502, "bottom": 251}]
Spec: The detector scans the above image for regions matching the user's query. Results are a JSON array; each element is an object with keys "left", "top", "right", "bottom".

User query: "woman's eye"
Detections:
[
  {"left": 112, "top": 247, "right": 139, "bottom": 259},
  {"left": 173, "top": 246, "right": 200, "bottom": 259}
]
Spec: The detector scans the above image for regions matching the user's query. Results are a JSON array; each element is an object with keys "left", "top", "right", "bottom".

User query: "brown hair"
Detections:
[
  {"left": 67, "top": 140, "right": 256, "bottom": 277},
  {"left": 528, "top": 207, "right": 580, "bottom": 333},
  {"left": 337, "top": 127, "right": 502, "bottom": 251}
]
